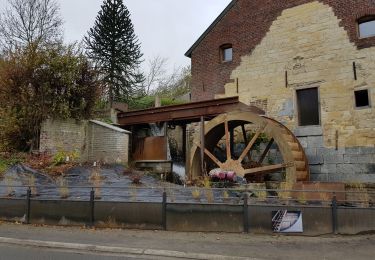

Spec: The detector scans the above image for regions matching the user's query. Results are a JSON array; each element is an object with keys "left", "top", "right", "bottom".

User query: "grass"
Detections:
[{"left": 0, "top": 153, "right": 25, "bottom": 176}]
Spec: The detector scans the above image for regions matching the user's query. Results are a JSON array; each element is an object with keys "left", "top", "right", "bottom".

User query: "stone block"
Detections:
[
  {"left": 317, "top": 147, "right": 345, "bottom": 156},
  {"left": 310, "top": 173, "right": 328, "bottom": 182},
  {"left": 307, "top": 154, "right": 323, "bottom": 165},
  {"left": 323, "top": 153, "right": 344, "bottom": 164},
  {"left": 297, "top": 137, "right": 308, "bottom": 148},
  {"left": 343, "top": 154, "right": 375, "bottom": 164},
  {"left": 321, "top": 163, "right": 337, "bottom": 174},
  {"left": 307, "top": 136, "right": 324, "bottom": 148},
  {"left": 304, "top": 148, "right": 317, "bottom": 157},
  {"left": 309, "top": 165, "right": 322, "bottom": 174},
  {"left": 294, "top": 126, "right": 323, "bottom": 137},
  {"left": 336, "top": 164, "right": 370, "bottom": 175}
]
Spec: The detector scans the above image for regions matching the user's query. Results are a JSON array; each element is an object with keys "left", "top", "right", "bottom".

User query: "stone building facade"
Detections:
[
  {"left": 40, "top": 119, "right": 130, "bottom": 164},
  {"left": 186, "top": 0, "right": 375, "bottom": 182}
]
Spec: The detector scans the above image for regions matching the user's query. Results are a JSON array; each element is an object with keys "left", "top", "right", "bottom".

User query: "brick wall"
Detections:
[{"left": 190, "top": 0, "right": 375, "bottom": 101}]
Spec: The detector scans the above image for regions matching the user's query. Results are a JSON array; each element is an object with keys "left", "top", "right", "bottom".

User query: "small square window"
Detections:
[
  {"left": 354, "top": 89, "right": 370, "bottom": 108},
  {"left": 358, "top": 18, "right": 375, "bottom": 38},
  {"left": 223, "top": 48, "right": 232, "bottom": 61}
]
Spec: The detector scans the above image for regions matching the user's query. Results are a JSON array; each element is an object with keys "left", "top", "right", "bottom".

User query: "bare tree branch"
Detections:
[{"left": 0, "top": 0, "right": 63, "bottom": 52}]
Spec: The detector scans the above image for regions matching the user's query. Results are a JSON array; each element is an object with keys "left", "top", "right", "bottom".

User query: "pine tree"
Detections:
[{"left": 85, "top": 0, "right": 144, "bottom": 105}]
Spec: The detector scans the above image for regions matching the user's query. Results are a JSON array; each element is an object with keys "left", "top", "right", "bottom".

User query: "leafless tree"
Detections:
[
  {"left": 143, "top": 55, "right": 168, "bottom": 95},
  {"left": 0, "top": 0, "right": 63, "bottom": 51}
]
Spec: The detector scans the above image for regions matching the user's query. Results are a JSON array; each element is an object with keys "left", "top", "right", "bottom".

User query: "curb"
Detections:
[{"left": 0, "top": 237, "right": 257, "bottom": 260}]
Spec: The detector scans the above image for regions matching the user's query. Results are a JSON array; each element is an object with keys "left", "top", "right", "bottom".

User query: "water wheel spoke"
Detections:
[
  {"left": 241, "top": 124, "right": 251, "bottom": 161},
  {"left": 243, "top": 162, "right": 293, "bottom": 175},
  {"left": 258, "top": 138, "right": 274, "bottom": 164},
  {"left": 196, "top": 142, "right": 223, "bottom": 168},
  {"left": 238, "top": 125, "right": 265, "bottom": 162},
  {"left": 224, "top": 120, "right": 231, "bottom": 160}
]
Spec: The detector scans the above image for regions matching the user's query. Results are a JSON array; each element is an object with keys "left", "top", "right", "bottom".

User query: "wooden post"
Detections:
[
  {"left": 164, "top": 122, "right": 168, "bottom": 160},
  {"left": 182, "top": 125, "right": 187, "bottom": 163},
  {"left": 200, "top": 116, "right": 205, "bottom": 175}
]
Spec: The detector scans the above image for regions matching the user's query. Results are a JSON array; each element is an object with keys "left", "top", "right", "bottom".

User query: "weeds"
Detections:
[{"left": 58, "top": 177, "right": 69, "bottom": 199}]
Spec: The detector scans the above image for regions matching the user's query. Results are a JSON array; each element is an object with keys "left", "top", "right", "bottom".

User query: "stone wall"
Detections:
[
  {"left": 218, "top": 2, "right": 375, "bottom": 181},
  {"left": 40, "top": 119, "right": 87, "bottom": 158},
  {"left": 40, "top": 119, "right": 130, "bottom": 164},
  {"left": 189, "top": 0, "right": 375, "bottom": 102}
]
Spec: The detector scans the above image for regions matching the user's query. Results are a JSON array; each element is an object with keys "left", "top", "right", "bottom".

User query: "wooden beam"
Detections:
[
  {"left": 224, "top": 120, "right": 231, "bottom": 161},
  {"left": 200, "top": 116, "right": 205, "bottom": 175},
  {"left": 258, "top": 138, "right": 274, "bottom": 164},
  {"left": 244, "top": 164, "right": 288, "bottom": 175},
  {"left": 238, "top": 128, "right": 262, "bottom": 162},
  {"left": 117, "top": 97, "right": 264, "bottom": 126},
  {"left": 196, "top": 142, "right": 223, "bottom": 168}
]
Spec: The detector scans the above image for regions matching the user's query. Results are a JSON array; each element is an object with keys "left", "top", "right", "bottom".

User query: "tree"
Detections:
[
  {"left": 0, "top": 44, "right": 99, "bottom": 151},
  {"left": 0, "top": 0, "right": 63, "bottom": 52},
  {"left": 84, "top": 0, "right": 144, "bottom": 106},
  {"left": 144, "top": 55, "right": 168, "bottom": 95},
  {"left": 154, "top": 65, "right": 191, "bottom": 99}
]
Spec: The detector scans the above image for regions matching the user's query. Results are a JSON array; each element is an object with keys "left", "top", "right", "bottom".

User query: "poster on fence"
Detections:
[{"left": 272, "top": 210, "right": 303, "bottom": 233}]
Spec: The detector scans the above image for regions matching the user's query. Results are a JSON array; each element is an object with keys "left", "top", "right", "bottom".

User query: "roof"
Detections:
[
  {"left": 185, "top": 0, "right": 237, "bottom": 58},
  {"left": 117, "top": 96, "right": 264, "bottom": 126},
  {"left": 89, "top": 120, "right": 131, "bottom": 134}
]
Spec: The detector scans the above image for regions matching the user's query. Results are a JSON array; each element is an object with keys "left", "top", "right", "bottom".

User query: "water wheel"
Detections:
[{"left": 189, "top": 111, "right": 310, "bottom": 183}]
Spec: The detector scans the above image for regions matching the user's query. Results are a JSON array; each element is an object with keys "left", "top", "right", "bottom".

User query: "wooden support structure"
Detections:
[{"left": 200, "top": 116, "right": 206, "bottom": 175}]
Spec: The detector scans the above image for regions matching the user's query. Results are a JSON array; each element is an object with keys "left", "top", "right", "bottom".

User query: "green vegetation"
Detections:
[
  {"left": 128, "top": 96, "right": 186, "bottom": 110},
  {"left": 0, "top": 153, "right": 25, "bottom": 175}
]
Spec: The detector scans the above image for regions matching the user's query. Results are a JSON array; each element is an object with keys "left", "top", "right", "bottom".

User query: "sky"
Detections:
[{"left": 0, "top": 0, "right": 231, "bottom": 72}]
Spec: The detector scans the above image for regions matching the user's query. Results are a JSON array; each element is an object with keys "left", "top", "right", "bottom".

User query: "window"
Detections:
[
  {"left": 296, "top": 88, "right": 320, "bottom": 126},
  {"left": 358, "top": 17, "right": 375, "bottom": 38},
  {"left": 221, "top": 44, "right": 232, "bottom": 62},
  {"left": 354, "top": 89, "right": 370, "bottom": 108}
]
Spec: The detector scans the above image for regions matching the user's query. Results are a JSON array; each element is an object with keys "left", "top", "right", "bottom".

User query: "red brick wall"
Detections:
[{"left": 190, "top": 0, "right": 375, "bottom": 102}]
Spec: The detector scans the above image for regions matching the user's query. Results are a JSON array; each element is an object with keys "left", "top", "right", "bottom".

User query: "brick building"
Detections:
[{"left": 186, "top": 0, "right": 375, "bottom": 182}]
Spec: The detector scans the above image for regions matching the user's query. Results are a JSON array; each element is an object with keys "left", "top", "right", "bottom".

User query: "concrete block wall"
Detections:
[
  {"left": 295, "top": 126, "right": 375, "bottom": 182},
  {"left": 87, "top": 120, "right": 130, "bottom": 164},
  {"left": 40, "top": 119, "right": 130, "bottom": 164},
  {"left": 40, "top": 119, "right": 87, "bottom": 157}
]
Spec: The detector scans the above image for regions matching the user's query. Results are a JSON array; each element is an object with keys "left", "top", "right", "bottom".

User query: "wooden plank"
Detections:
[
  {"left": 224, "top": 120, "right": 231, "bottom": 160},
  {"left": 238, "top": 126, "right": 265, "bottom": 162},
  {"left": 200, "top": 116, "right": 205, "bottom": 175},
  {"left": 258, "top": 138, "right": 274, "bottom": 164},
  {"left": 117, "top": 97, "right": 264, "bottom": 126},
  {"left": 196, "top": 143, "right": 223, "bottom": 168},
  {"left": 243, "top": 164, "right": 287, "bottom": 175}
]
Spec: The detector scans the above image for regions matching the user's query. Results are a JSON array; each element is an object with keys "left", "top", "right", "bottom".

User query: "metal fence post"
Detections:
[
  {"left": 162, "top": 191, "right": 167, "bottom": 231},
  {"left": 90, "top": 188, "right": 95, "bottom": 227},
  {"left": 25, "top": 187, "right": 31, "bottom": 224},
  {"left": 331, "top": 193, "right": 338, "bottom": 235},
  {"left": 243, "top": 192, "right": 249, "bottom": 233}
]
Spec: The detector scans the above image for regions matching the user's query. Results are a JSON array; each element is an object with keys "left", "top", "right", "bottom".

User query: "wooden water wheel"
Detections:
[{"left": 189, "top": 111, "right": 310, "bottom": 183}]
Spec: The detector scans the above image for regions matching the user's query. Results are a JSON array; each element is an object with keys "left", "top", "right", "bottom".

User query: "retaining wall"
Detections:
[{"left": 1, "top": 198, "right": 374, "bottom": 235}]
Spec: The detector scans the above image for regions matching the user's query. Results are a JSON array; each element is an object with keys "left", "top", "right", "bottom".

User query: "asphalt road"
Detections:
[{"left": 0, "top": 244, "right": 146, "bottom": 260}]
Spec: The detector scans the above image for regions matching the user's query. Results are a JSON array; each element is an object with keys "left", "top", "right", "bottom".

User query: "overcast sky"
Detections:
[{"left": 0, "top": 0, "right": 231, "bottom": 72}]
